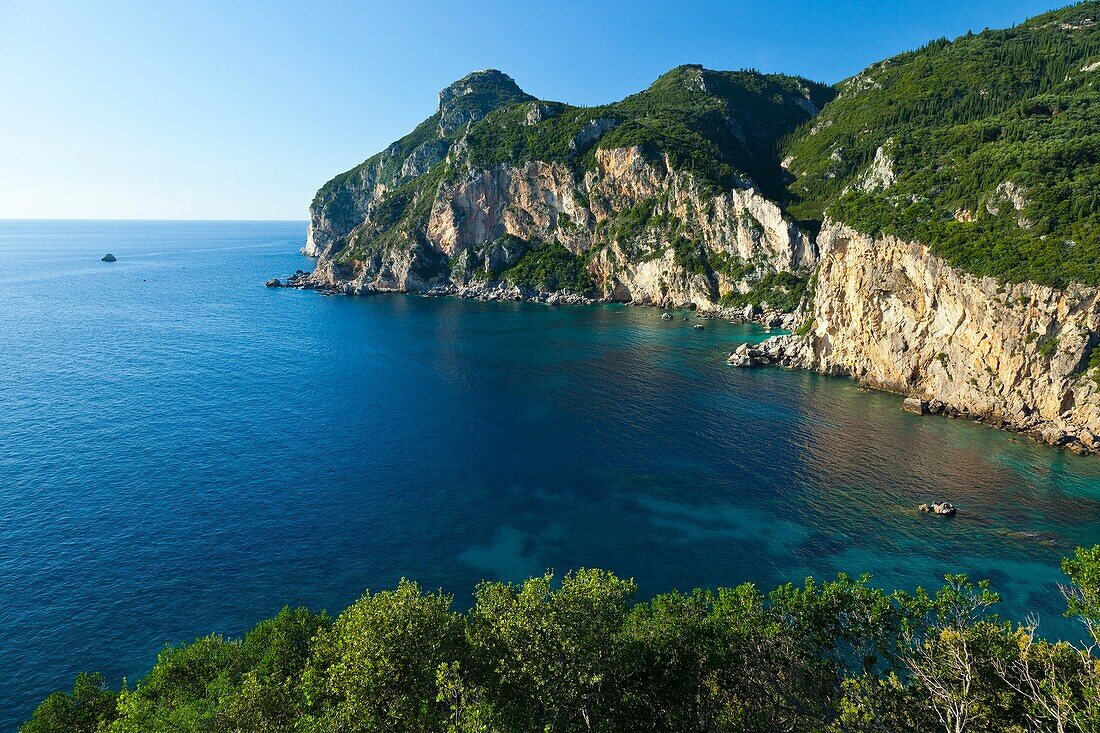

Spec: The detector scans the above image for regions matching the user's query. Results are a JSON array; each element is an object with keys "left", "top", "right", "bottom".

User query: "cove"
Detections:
[{"left": 2, "top": 220, "right": 1099, "bottom": 729}]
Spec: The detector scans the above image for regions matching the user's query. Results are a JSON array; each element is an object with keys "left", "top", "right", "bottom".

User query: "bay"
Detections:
[{"left": 2, "top": 220, "right": 1099, "bottom": 729}]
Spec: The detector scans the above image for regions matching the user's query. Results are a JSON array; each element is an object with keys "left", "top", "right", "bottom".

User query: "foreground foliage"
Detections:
[{"left": 22, "top": 547, "right": 1100, "bottom": 732}]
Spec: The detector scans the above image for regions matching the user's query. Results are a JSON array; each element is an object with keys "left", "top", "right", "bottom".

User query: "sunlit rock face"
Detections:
[
  {"left": 304, "top": 67, "right": 825, "bottom": 309},
  {"left": 762, "top": 222, "right": 1100, "bottom": 453}
]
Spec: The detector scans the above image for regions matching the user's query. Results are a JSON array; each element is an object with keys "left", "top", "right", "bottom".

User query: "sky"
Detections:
[{"left": 0, "top": 0, "right": 1070, "bottom": 220}]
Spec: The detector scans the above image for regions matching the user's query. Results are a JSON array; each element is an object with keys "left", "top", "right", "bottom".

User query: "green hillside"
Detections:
[
  {"left": 784, "top": 1, "right": 1100, "bottom": 286},
  {"left": 458, "top": 66, "right": 834, "bottom": 199}
]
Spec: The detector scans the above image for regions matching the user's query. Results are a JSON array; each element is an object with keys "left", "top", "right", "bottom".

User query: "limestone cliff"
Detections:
[
  {"left": 303, "top": 66, "right": 830, "bottom": 310},
  {"left": 309, "top": 146, "right": 811, "bottom": 308},
  {"left": 759, "top": 223, "right": 1100, "bottom": 453},
  {"left": 305, "top": 70, "right": 535, "bottom": 259}
]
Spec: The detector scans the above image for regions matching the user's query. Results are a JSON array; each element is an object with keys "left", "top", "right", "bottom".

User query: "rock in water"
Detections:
[
  {"left": 265, "top": 278, "right": 282, "bottom": 287},
  {"left": 933, "top": 501, "right": 957, "bottom": 516},
  {"left": 902, "top": 396, "right": 929, "bottom": 415},
  {"left": 727, "top": 342, "right": 759, "bottom": 367},
  {"left": 101, "top": 253, "right": 117, "bottom": 262},
  {"left": 919, "top": 501, "right": 957, "bottom": 516},
  {"left": 693, "top": 324, "right": 704, "bottom": 330},
  {"left": 661, "top": 312, "right": 673, "bottom": 320}
]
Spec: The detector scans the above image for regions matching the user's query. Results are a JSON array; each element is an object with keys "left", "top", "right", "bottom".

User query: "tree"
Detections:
[
  {"left": 106, "top": 634, "right": 243, "bottom": 732},
  {"left": 993, "top": 622, "right": 1095, "bottom": 733},
  {"left": 21, "top": 672, "right": 117, "bottom": 733},
  {"left": 1063, "top": 546, "right": 1100, "bottom": 648},
  {"left": 300, "top": 579, "right": 466, "bottom": 732},
  {"left": 241, "top": 606, "right": 329, "bottom": 685},
  {"left": 615, "top": 589, "right": 722, "bottom": 732},
  {"left": 468, "top": 568, "right": 635, "bottom": 732},
  {"left": 898, "top": 576, "right": 1019, "bottom": 733}
]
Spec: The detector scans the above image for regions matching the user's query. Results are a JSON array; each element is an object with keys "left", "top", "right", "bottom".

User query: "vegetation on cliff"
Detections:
[
  {"left": 458, "top": 66, "right": 833, "bottom": 199},
  {"left": 718, "top": 271, "right": 808, "bottom": 311},
  {"left": 784, "top": 1, "right": 1100, "bottom": 287},
  {"left": 312, "top": 65, "right": 829, "bottom": 289},
  {"left": 503, "top": 242, "right": 594, "bottom": 294},
  {"left": 23, "top": 547, "right": 1100, "bottom": 732}
]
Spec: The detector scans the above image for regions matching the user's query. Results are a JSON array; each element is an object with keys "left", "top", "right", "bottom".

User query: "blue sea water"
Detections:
[{"left": 2, "top": 219, "right": 1100, "bottom": 728}]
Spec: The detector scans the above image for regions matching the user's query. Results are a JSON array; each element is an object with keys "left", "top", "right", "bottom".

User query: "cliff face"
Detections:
[
  {"left": 309, "top": 146, "right": 812, "bottom": 308},
  {"left": 310, "top": 146, "right": 811, "bottom": 308},
  {"left": 304, "top": 66, "right": 828, "bottom": 310},
  {"left": 770, "top": 223, "right": 1100, "bottom": 452},
  {"left": 305, "top": 70, "right": 535, "bottom": 259},
  {"left": 410, "top": 146, "right": 810, "bottom": 307}
]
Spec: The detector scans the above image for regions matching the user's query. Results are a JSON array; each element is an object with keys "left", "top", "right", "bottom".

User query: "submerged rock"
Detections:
[{"left": 101, "top": 253, "right": 117, "bottom": 262}]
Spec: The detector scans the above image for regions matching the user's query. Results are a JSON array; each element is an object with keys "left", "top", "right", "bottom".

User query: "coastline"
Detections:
[
  {"left": 744, "top": 332, "right": 1099, "bottom": 456},
  {"left": 267, "top": 266, "right": 799, "bottom": 325},
  {"left": 271, "top": 264, "right": 1099, "bottom": 457}
]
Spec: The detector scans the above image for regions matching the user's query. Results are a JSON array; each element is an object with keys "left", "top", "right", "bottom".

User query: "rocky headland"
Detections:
[{"left": 286, "top": 3, "right": 1100, "bottom": 453}]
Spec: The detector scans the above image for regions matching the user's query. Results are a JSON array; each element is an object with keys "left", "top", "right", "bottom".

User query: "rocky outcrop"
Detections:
[
  {"left": 757, "top": 222, "right": 1100, "bottom": 453},
  {"left": 855, "top": 144, "right": 895, "bottom": 192},
  {"left": 437, "top": 70, "right": 533, "bottom": 135},
  {"left": 569, "top": 118, "right": 618, "bottom": 151},
  {"left": 919, "top": 502, "right": 957, "bottom": 516},
  {"left": 305, "top": 70, "right": 533, "bottom": 260},
  {"left": 303, "top": 147, "right": 409, "bottom": 259}
]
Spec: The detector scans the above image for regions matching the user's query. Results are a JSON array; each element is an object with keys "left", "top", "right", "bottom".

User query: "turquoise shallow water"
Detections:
[{"left": 2, "top": 220, "right": 1100, "bottom": 728}]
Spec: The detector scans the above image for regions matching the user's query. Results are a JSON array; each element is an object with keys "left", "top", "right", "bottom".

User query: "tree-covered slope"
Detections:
[
  {"left": 22, "top": 548, "right": 1100, "bottom": 732},
  {"left": 455, "top": 66, "right": 834, "bottom": 200},
  {"left": 784, "top": 1, "right": 1100, "bottom": 286}
]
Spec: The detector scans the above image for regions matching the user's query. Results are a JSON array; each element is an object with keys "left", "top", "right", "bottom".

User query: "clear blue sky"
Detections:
[{"left": 0, "top": 0, "right": 1066, "bottom": 220}]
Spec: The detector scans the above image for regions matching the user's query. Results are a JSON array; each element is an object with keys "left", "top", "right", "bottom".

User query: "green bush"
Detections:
[
  {"left": 720, "top": 271, "right": 808, "bottom": 311},
  {"left": 504, "top": 242, "right": 594, "bottom": 293}
]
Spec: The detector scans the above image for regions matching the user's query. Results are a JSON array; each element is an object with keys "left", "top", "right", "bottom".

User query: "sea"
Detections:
[{"left": 2, "top": 219, "right": 1099, "bottom": 729}]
